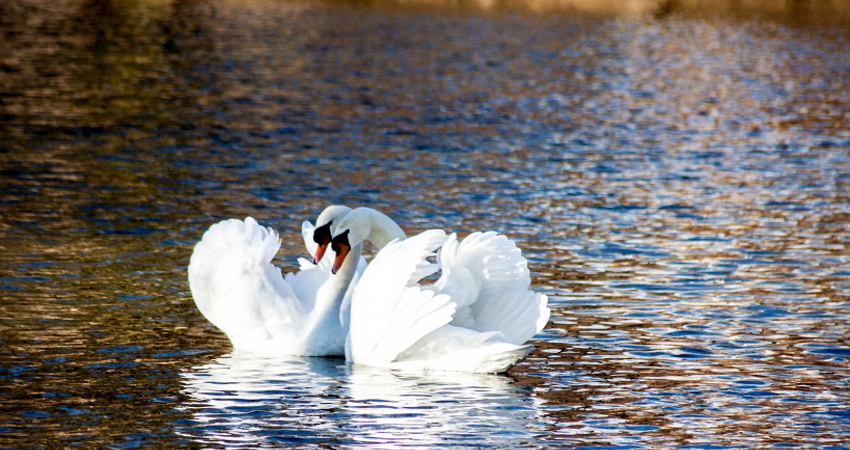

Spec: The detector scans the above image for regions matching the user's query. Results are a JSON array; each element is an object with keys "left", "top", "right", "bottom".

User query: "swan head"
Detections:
[
  {"left": 328, "top": 209, "right": 370, "bottom": 275},
  {"left": 311, "top": 205, "right": 352, "bottom": 264},
  {"left": 328, "top": 207, "right": 406, "bottom": 274},
  {"left": 330, "top": 229, "right": 353, "bottom": 275}
]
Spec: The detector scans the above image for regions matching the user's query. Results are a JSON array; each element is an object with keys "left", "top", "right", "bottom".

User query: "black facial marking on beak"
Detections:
[
  {"left": 313, "top": 222, "right": 332, "bottom": 245},
  {"left": 331, "top": 230, "right": 351, "bottom": 275},
  {"left": 312, "top": 221, "right": 333, "bottom": 264}
]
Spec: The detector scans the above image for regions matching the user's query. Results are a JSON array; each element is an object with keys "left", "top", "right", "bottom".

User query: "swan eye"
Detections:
[
  {"left": 313, "top": 222, "right": 332, "bottom": 245},
  {"left": 331, "top": 229, "right": 350, "bottom": 253}
]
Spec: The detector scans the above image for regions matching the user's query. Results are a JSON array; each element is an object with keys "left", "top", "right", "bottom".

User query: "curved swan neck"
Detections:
[
  {"left": 310, "top": 240, "right": 361, "bottom": 325},
  {"left": 340, "top": 207, "right": 407, "bottom": 250},
  {"left": 327, "top": 242, "right": 361, "bottom": 294},
  {"left": 316, "top": 205, "right": 352, "bottom": 228},
  {"left": 310, "top": 205, "right": 358, "bottom": 315},
  {"left": 366, "top": 210, "right": 407, "bottom": 249}
]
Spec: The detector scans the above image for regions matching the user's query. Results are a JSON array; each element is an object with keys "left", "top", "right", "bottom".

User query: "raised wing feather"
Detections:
[
  {"left": 367, "top": 288, "right": 455, "bottom": 363},
  {"left": 188, "top": 218, "right": 303, "bottom": 349},
  {"left": 347, "top": 230, "right": 453, "bottom": 365},
  {"left": 436, "top": 231, "right": 550, "bottom": 345}
]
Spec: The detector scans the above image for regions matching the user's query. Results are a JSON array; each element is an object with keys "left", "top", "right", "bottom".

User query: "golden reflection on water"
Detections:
[{"left": 0, "top": 0, "right": 848, "bottom": 447}]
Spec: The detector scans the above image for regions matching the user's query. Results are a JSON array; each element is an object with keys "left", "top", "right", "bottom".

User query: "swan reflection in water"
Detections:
[{"left": 179, "top": 351, "right": 543, "bottom": 447}]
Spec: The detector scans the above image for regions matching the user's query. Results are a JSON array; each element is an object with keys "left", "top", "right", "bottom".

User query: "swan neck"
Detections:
[
  {"left": 310, "top": 242, "right": 362, "bottom": 331},
  {"left": 329, "top": 242, "right": 361, "bottom": 296},
  {"left": 364, "top": 210, "right": 406, "bottom": 250}
]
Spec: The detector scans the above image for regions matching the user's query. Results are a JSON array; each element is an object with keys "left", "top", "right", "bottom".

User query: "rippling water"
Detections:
[
  {"left": 180, "top": 353, "right": 541, "bottom": 447},
  {"left": 1, "top": 0, "right": 849, "bottom": 448}
]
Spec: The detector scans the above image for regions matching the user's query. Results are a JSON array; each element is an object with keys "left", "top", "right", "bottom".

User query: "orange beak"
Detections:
[
  {"left": 311, "top": 222, "right": 333, "bottom": 264},
  {"left": 312, "top": 243, "right": 328, "bottom": 265},
  {"left": 331, "top": 243, "right": 350, "bottom": 275}
]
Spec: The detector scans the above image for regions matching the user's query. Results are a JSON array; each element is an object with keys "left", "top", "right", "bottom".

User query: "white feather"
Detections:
[
  {"left": 188, "top": 216, "right": 364, "bottom": 356},
  {"left": 347, "top": 230, "right": 453, "bottom": 365},
  {"left": 342, "top": 216, "right": 550, "bottom": 373},
  {"left": 436, "top": 231, "right": 550, "bottom": 345}
]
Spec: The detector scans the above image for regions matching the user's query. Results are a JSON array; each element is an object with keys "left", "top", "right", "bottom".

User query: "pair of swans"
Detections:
[{"left": 188, "top": 206, "right": 549, "bottom": 373}]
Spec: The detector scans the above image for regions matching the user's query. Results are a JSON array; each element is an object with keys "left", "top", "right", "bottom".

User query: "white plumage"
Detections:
[
  {"left": 187, "top": 212, "right": 364, "bottom": 356},
  {"left": 332, "top": 208, "right": 550, "bottom": 373},
  {"left": 187, "top": 206, "right": 549, "bottom": 373}
]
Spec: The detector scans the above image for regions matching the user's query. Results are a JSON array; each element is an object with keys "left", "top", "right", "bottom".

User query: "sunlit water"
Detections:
[{"left": 1, "top": 0, "right": 849, "bottom": 448}]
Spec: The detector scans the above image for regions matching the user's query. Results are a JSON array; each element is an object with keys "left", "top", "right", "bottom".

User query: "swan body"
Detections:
[
  {"left": 187, "top": 206, "right": 365, "bottom": 356},
  {"left": 328, "top": 208, "right": 550, "bottom": 373}
]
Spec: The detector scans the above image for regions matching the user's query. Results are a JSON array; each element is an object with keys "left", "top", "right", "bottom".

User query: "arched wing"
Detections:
[
  {"left": 346, "top": 230, "right": 456, "bottom": 366},
  {"left": 436, "top": 231, "right": 550, "bottom": 345},
  {"left": 188, "top": 218, "right": 304, "bottom": 349}
]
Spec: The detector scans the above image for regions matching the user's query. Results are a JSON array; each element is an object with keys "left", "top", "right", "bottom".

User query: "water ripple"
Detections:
[
  {"left": 179, "top": 353, "right": 541, "bottom": 448},
  {"left": 1, "top": 1, "right": 849, "bottom": 448}
]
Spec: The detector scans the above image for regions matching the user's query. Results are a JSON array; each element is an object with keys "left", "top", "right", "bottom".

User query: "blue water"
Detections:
[{"left": 1, "top": 1, "right": 849, "bottom": 448}]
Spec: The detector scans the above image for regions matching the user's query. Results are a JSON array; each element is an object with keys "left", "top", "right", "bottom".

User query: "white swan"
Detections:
[
  {"left": 187, "top": 205, "right": 365, "bottom": 356},
  {"left": 324, "top": 207, "right": 550, "bottom": 373}
]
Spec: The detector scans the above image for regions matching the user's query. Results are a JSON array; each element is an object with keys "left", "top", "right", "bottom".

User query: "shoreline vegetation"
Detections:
[{"left": 7, "top": 0, "right": 850, "bottom": 21}]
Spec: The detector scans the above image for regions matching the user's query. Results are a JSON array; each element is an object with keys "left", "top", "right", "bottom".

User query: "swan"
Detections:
[
  {"left": 187, "top": 205, "right": 366, "bottom": 356},
  {"left": 323, "top": 207, "right": 550, "bottom": 373}
]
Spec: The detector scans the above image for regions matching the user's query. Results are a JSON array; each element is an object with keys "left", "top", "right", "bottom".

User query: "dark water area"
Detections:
[{"left": 1, "top": 0, "right": 849, "bottom": 448}]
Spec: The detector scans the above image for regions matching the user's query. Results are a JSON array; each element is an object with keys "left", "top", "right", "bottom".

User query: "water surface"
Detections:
[{"left": 1, "top": 0, "right": 849, "bottom": 448}]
